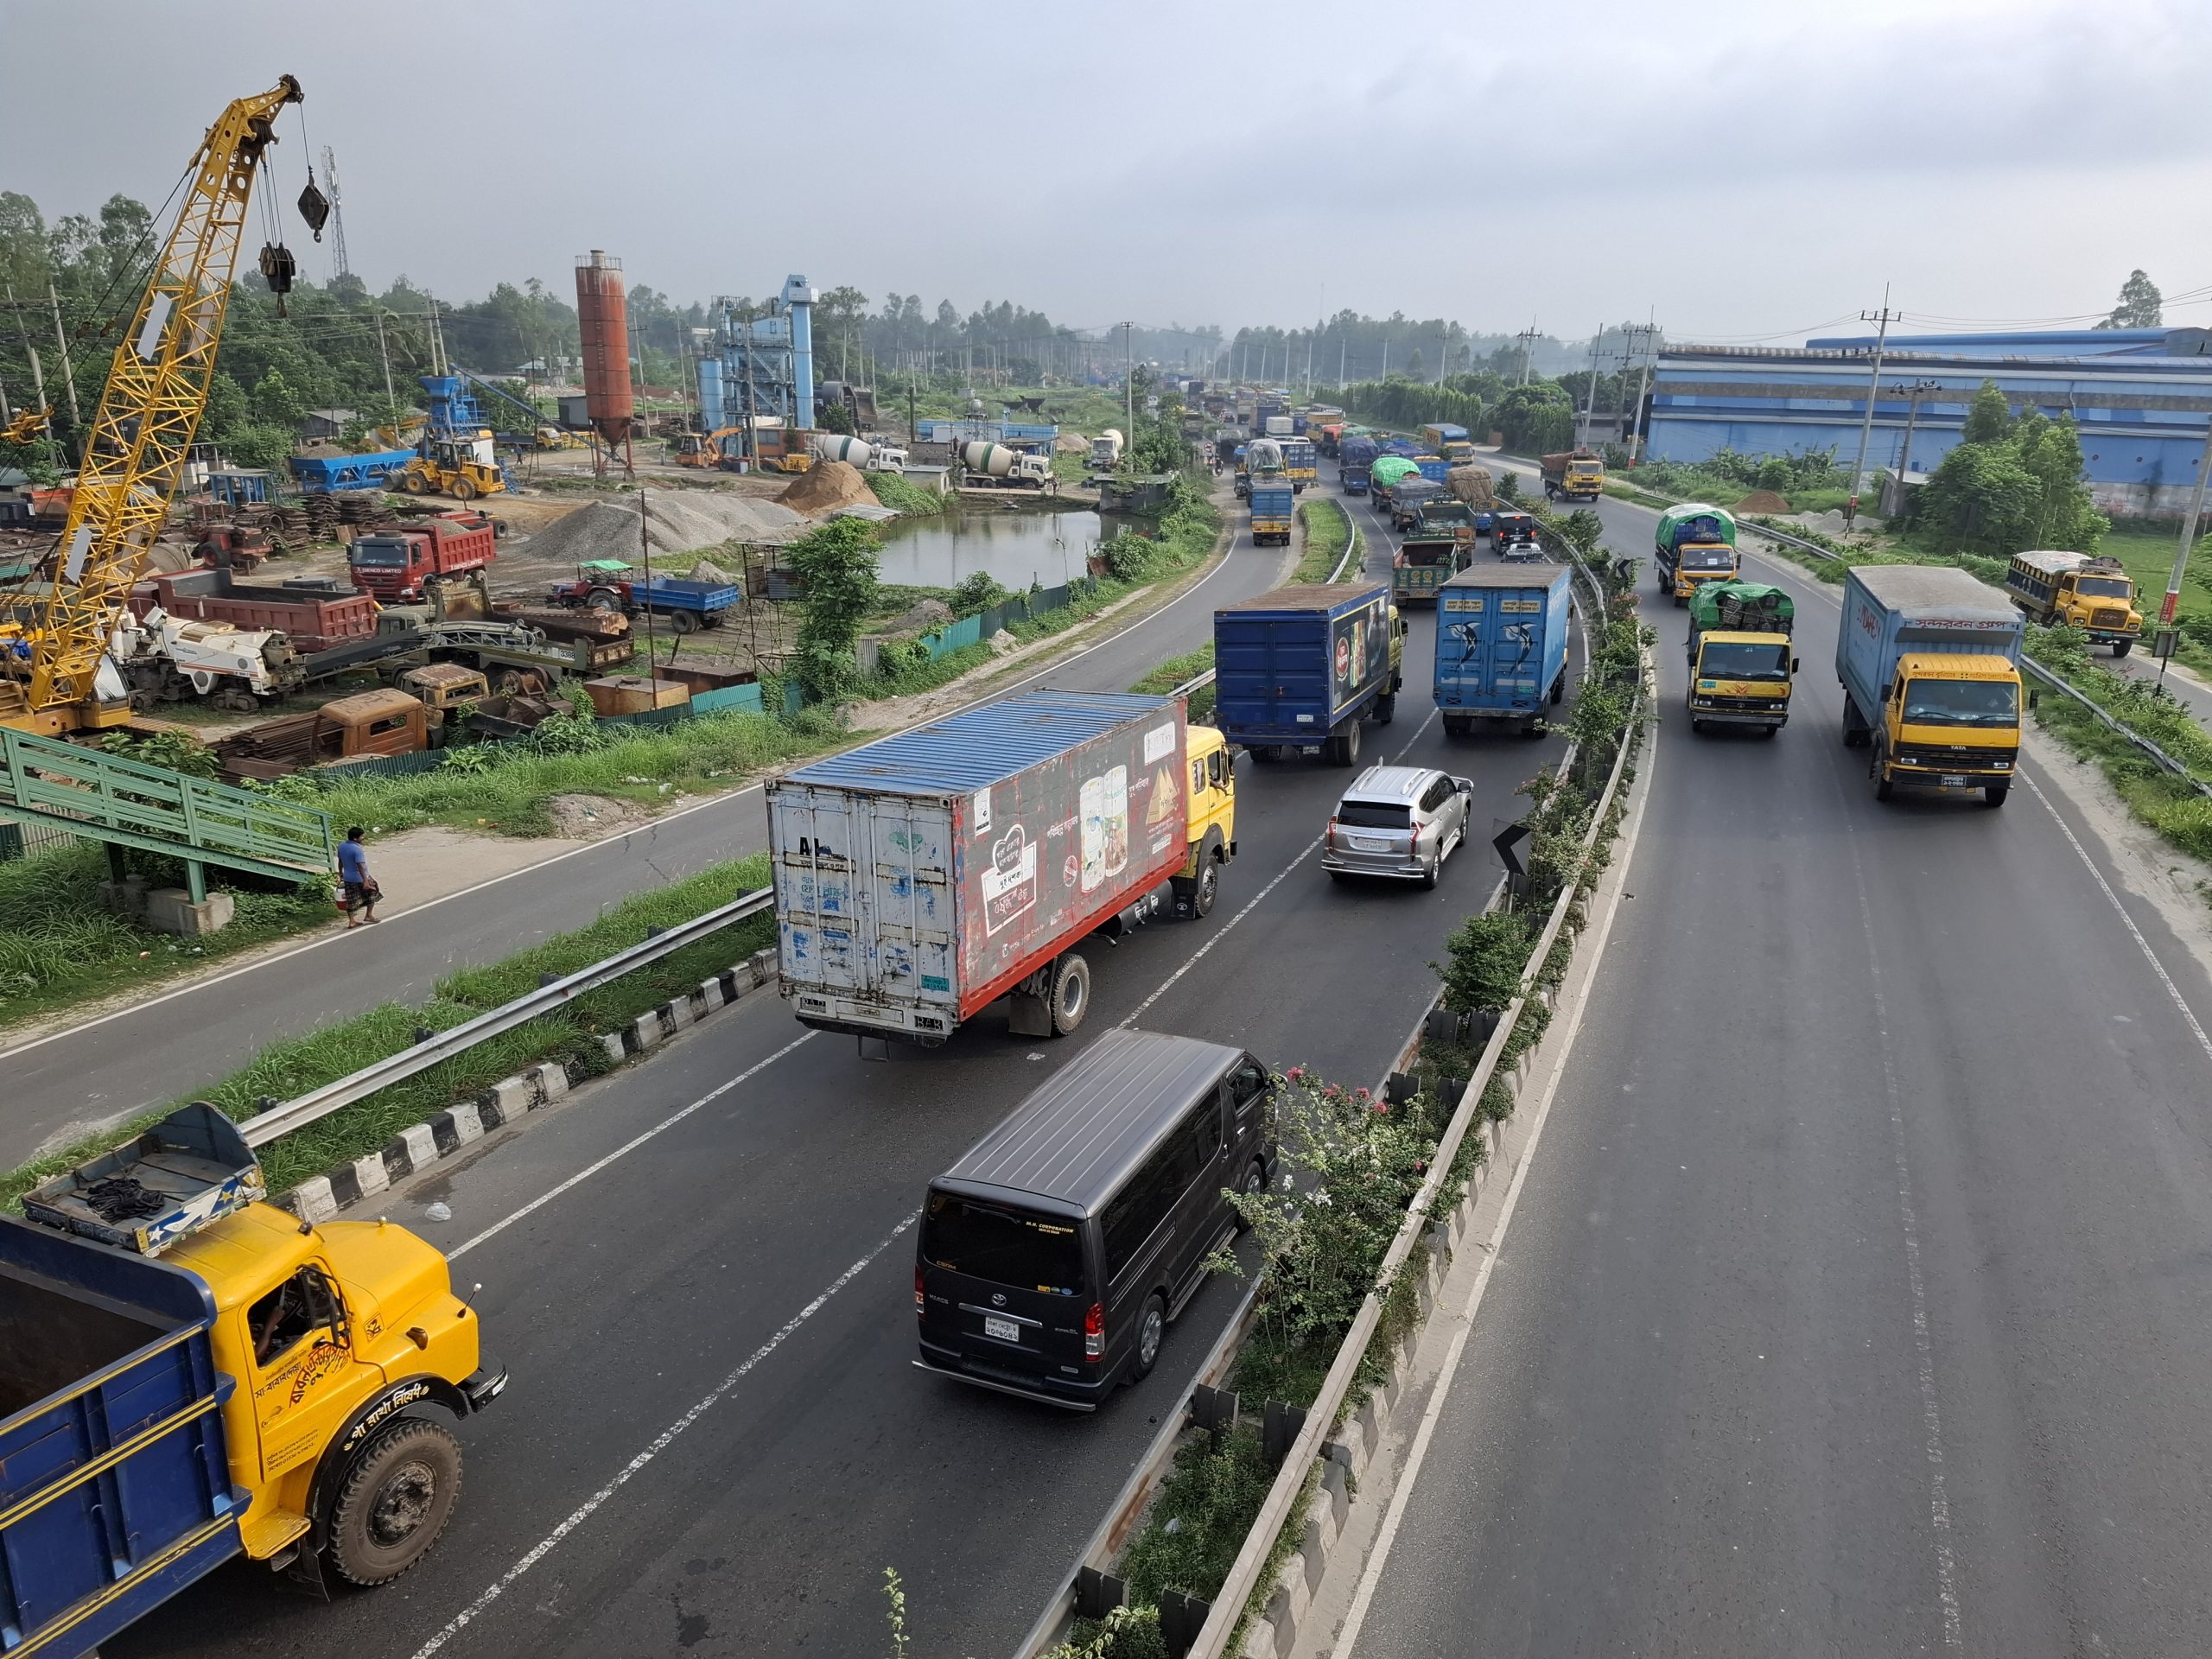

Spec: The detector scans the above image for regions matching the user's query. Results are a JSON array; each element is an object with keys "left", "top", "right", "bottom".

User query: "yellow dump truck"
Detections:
[{"left": 2005, "top": 550, "right": 2145, "bottom": 656}]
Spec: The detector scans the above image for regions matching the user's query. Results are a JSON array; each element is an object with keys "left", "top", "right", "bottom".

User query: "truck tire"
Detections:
[
  {"left": 1048, "top": 953, "right": 1091, "bottom": 1035},
  {"left": 1872, "top": 747, "right": 1895, "bottom": 801},
  {"left": 1372, "top": 692, "right": 1396, "bottom": 725},
  {"left": 1984, "top": 784, "right": 2010, "bottom": 807},
  {"left": 1328, "top": 721, "right": 1361, "bottom": 766},
  {"left": 1550, "top": 671, "right": 1566, "bottom": 706},
  {"left": 324, "top": 1417, "right": 461, "bottom": 1587},
  {"left": 1840, "top": 700, "right": 1867, "bottom": 747},
  {"left": 667, "top": 608, "right": 700, "bottom": 635},
  {"left": 1192, "top": 860, "right": 1219, "bottom": 918},
  {"left": 2113, "top": 639, "right": 2132, "bottom": 658},
  {"left": 451, "top": 477, "right": 479, "bottom": 501}
]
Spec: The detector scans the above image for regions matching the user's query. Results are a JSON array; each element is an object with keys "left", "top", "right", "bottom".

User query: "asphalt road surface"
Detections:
[
  {"left": 1345, "top": 467, "right": 2212, "bottom": 1656},
  {"left": 0, "top": 483, "right": 1299, "bottom": 1166},
  {"left": 112, "top": 484, "right": 1587, "bottom": 1658}
]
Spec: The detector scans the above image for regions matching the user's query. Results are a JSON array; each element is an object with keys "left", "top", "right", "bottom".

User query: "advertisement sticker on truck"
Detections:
[
  {"left": 1078, "top": 767, "right": 1130, "bottom": 893},
  {"left": 982, "top": 826, "right": 1039, "bottom": 934}
]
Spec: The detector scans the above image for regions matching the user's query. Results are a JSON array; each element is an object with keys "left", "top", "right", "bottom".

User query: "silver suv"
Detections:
[{"left": 1322, "top": 765, "right": 1473, "bottom": 888}]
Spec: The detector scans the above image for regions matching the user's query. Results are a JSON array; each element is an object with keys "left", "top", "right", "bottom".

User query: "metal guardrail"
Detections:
[
  {"left": 241, "top": 887, "right": 776, "bottom": 1147},
  {"left": 2019, "top": 657, "right": 2212, "bottom": 799},
  {"left": 1182, "top": 657, "right": 1643, "bottom": 1659}
]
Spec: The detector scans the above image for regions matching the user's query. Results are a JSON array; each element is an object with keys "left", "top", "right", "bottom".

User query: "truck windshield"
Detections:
[
  {"left": 1904, "top": 678, "right": 2018, "bottom": 727},
  {"left": 1700, "top": 641, "right": 1789, "bottom": 681},
  {"left": 2075, "top": 577, "right": 2131, "bottom": 598},
  {"left": 1681, "top": 545, "right": 1735, "bottom": 570},
  {"left": 349, "top": 544, "right": 410, "bottom": 567},
  {"left": 923, "top": 1194, "right": 1084, "bottom": 1294}
]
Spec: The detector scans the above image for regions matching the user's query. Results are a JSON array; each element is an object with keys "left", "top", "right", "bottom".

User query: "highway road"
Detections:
[
  {"left": 1341, "top": 469, "right": 2212, "bottom": 1656},
  {"left": 113, "top": 487, "right": 1586, "bottom": 1657},
  {"left": 0, "top": 481, "right": 1296, "bottom": 1166}
]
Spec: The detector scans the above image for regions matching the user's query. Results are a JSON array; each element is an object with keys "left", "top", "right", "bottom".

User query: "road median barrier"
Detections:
[{"left": 1014, "top": 556, "right": 1650, "bottom": 1659}]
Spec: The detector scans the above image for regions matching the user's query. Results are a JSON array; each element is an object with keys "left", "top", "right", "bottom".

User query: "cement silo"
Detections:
[{"left": 575, "top": 250, "right": 635, "bottom": 475}]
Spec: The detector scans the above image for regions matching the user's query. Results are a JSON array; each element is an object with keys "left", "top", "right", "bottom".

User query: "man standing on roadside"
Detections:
[{"left": 339, "top": 826, "right": 381, "bottom": 927}]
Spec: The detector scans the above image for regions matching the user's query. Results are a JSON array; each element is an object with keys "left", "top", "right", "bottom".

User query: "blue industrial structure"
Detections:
[
  {"left": 697, "top": 356, "right": 725, "bottom": 432},
  {"left": 1647, "top": 327, "right": 2212, "bottom": 515},
  {"left": 715, "top": 275, "right": 817, "bottom": 436}
]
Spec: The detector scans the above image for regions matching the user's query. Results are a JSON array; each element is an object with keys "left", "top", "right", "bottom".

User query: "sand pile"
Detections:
[
  {"left": 779, "top": 460, "right": 875, "bottom": 514},
  {"left": 519, "top": 493, "right": 804, "bottom": 566},
  {"left": 1733, "top": 490, "right": 1790, "bottom": 514}
]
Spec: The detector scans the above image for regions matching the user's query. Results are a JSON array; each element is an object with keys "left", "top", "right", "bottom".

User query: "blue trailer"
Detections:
[
  {"left": 1215, "top": 581, "right": 1405, "bottom": 766},
  {"left": 1249, "top": 479, "right": 1295, "bottom": 546},
  {"left": 1339, "top": 436, "right": 1378, "bottom": 494},
  {"left": 1413, "top": 456, "right": 1449, "bottom": 483},
  {"left": 1434, "top": 563, "right": 1573, "bottom": 738}
]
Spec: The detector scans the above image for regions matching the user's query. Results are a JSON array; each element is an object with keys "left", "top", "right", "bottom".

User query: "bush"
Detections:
[
  {"left": 1435, "top": 912, "right": 1532, "bottom": 1014},
  {"left": 949, "top": 571, "right": 1009, "bottom": 615}
]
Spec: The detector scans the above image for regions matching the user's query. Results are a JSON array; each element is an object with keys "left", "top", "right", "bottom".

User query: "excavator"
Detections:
[{"left": 0, "top": 77, "right": 313, "bottom": 736}]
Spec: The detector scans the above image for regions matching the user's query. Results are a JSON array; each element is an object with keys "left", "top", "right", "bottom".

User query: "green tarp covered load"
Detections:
[
  {"left": 1689, "top": 581, "right": 1794, "bottom": 633},
  {"left": 1370, "top": 456, "right": 1421, "bottom": 486}
]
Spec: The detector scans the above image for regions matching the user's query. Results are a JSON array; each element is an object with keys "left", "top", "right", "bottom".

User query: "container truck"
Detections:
[
  {"left": 1420, "top": 423, "right": 1475, "bottom": 464},
  {"left": 347, "top": 514, "right": 498, "bottom": 602},
  {"left": 1434, "top": 563, "right": 1572, "bottom": 737},
  {"left": 1685, "top": 582, "right": 1798, "bottom": 734},
  {"left": 1540, "top": 448, "right": 1605, "bottom": 502},
  {"left": 1836, "top": 565, "right": 2026, "bottom": 806},
  {"left": 1214, "top": 581, "right": 1407, "bottom": 766},
  {"left": 0, "top": 1106, "right": 504, "bottom": 1658},
  {"left": 2005, "top": 550, "right": 2145, "bottom": 654},
  {"left": 1263, "top": 415, "right": 1294, "bottom": 436},
  {"left": 1280, "top": 437, "right": 1318, "bottom": 492},
  {"left": 1339, "top": 435, "right": 1379, "bottom": 494},
  {"left": 1413, "top": 455, "right": 1449, "bottom": 484},
  {"left": 1653, "top": 503, "right": 1738, "bottom": 605},
  {"left": 769, "top": 690, "right": 1236, "bottom": 1044},
  {"left": 1249, "top": 478, "right": 1295, "bottom": 546},
  {"left": 1392, "top": 535, "right": 1465, "bottom": 606}
]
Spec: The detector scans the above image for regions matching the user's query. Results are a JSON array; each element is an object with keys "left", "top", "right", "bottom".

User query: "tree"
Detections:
[
  {"left": 1961, "top": 379, "right": 2012, "bottom": 446},
  {"left": 1917, "top": 441, "right": 2041, "bottom": 556},
  {"left": 786, "top": 518, "right": 880, "bottom": 701},
  {"left": 2095, "top": 270, "right": 2162, "bottom": 330},
  {"left": 251, "top": 367, "right": 305, "bottom": 430},
  {"left": 2013, "top": 413, "right": 2106, "bottom": 550},
  {"left": 817, "top": 400, "right": 855, "bottom": 435}
]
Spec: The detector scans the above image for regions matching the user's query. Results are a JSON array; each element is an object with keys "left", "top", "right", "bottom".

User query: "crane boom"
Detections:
[{"left": 2, "top": 76, "right": 303, "bottom": 733}]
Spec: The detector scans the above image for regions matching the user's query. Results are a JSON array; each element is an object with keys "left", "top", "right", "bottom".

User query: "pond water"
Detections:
[{"left": 875, "top": 506, "right": 1103, "bottom": 591}]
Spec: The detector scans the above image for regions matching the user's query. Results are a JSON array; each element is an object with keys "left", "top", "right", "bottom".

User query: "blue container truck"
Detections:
[
  {"left": 1835, "top": 564, "right": 2026, "bottom": 806},
  {"left": 1215, "top": 581, "right": 1406, "bottom": 766},
  {"left": 1249, "top": 478, "right": 1295, "bottom": 546},
  {"left": 1435, "top": 563, "right": 1573, "bottom": 738},
  {"left": 1413, "top": 456, "right": 1449, "bottom": 483},
  {"left": 1339, "top": 435, "right": 1378, "bottom": 494}
]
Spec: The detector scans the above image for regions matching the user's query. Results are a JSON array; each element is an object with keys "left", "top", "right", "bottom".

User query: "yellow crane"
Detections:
[
  {"left": 0, "top": 76, "right": 305, "bottom": 735},
  {"left": 0, "top": 404, "right": 50, "bottom": 446}
]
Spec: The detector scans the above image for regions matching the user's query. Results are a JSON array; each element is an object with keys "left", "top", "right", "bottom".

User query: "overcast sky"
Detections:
[{"left": 3, "top": 0, "right": 2206, "bottom": 346}]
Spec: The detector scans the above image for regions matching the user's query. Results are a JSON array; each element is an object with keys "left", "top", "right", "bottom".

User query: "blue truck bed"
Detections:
[
  {"left": 1435, "top": 563, "right": 1573, "bottom": 734},
  {"left": 1835, "top": 565, "right": 2024, "bottom": 723},
  {"left": 0, "top": 1214, "right": 241, "bottom": 1658},
  {"left": 639, "top": 575, "right": 741, "bottom": 614},
  {"left": 1214, "top": 582, "right": 1399, "bottom": 754}
]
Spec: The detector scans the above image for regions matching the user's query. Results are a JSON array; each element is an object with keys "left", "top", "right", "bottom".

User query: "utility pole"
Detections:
[
  {"left": 48, "top": 282, "right": 81, "bottom": 434},
  {"left": 1845, "top": 286, "right": 1898, "bottom": 526},
  {"left": 1338, "top": 335, "right": 1347, "bottom": 391},
  {"left": 1894, "top": 378, "right": 1941, "bottom": 485},
  {"left": 1577, "top": 327, "right": 1601, "bottom": 448},
  {"left": 2158, "top": 420, "right": 2212, "bottom": 677},
  {"left": 372, "top": 309, "right": 398, "bottom": 434},
  {"left": 6, "top": 281, "right": 49, "bottom": 416},
  {"left": 1122, "top": 321, "right": 1135, "bottom": 461},
  {"left": 1516, "top": 321, "right": 1538, "bottom": 387},
  {"left": 1381, "top": 338, "right": 1389, "bottom": 380},
  {"left": 1628, "top": 315, "right": 1659, "bottom": 462}
]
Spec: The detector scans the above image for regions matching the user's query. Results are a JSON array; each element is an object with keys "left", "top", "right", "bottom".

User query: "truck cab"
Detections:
[
  {"left": 1655, "top": 505, "right": 1739, "bottom": 606},
  {"left": 1686, "top": 581, "right": 1796, "bottom": 734},
  {"left": 2005, "top": 550, "right": 2145, "bottom": 654},
  {"left": 1176, "top": 721, "right": 1237, "bottom": 917}
]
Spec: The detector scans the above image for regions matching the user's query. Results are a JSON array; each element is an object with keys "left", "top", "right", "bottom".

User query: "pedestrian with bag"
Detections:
[{"left": 338, "top": 826, "right": 382, "bottom": 927}]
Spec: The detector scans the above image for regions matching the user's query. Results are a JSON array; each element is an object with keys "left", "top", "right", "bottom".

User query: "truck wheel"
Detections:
[
  {"left": 1691, "top": 718, "right": 1707, "bottom": 734},
  {"left": 1840, "top": 702, "right": 1866, "bottom": 747},
  {"left": 451, "top": 477, "right": 479, "bottom": 501},
  {"left": 1984, "top": 784, "right": 2009, "bottom": 807},
  {"left": 668, "top": 609, "right": 700, "bottom": 635},
  {"left": 1872, "top": 747, "right": 1895, "bottom": 801},
  {"left": 1048, "top": 953, "right": 1091, "bottom": 1035},
  {"left": 2113, "top": 639, "right": 2132, "bottom": 658},
  {"left": 1193, "top": 861, "right": 1219, "bottom": 918},
  {"left": 1372, "top": 693, "right": 1396, "bottom": 725},
  {"left": 324, "top": 1418, "right": 461, "bottom": 1588},
  {"left": 1550, "top": 671, "right": 1566, "bottom": 706}
]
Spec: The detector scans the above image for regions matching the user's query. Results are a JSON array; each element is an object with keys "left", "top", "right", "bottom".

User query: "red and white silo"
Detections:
[{"left": 575, "top": 250, "right": 635, "bottom": 474}]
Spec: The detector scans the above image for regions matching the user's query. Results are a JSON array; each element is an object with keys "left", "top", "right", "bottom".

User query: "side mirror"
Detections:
[
  {"left": 1879, "top": 681, "right": 1894, "bottom": 702},
  {"left": 2028, "top": 689, "right": 2042, "bottom": 709},
  {"left": 1791, "top": 657, "right": 1801, "bottom": 672}
]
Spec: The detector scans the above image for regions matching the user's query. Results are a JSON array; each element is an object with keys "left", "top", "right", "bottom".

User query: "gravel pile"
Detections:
[{"left": 521, "top": 493, "right": 805, "bottom": 566}]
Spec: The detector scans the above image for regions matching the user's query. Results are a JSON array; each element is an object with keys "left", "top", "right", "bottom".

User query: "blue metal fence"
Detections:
[{"left": 910, "top": 577, "right": 1100, "bottom": 662}]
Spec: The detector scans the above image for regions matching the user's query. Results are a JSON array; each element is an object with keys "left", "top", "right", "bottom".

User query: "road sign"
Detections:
[{"left": 1493, "top": 821, "right": 1530, "bottom": 876}]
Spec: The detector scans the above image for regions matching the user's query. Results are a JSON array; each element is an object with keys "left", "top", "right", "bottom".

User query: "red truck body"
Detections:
[
  {"left": 347, "top": 517, "right": 498, "bottom": 601},
  {"left": 130, "top": 573, "right": 379, "bottom": 653}
]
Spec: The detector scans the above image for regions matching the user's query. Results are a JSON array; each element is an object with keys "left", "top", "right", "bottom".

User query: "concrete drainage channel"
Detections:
[{"left": 1014, "top": 569, "right": 1644, "bottom": 1659}]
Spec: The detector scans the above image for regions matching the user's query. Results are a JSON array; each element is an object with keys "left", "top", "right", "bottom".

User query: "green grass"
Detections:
[
  {"left": 0, "top": 842, "right": 332, "bottom": 1034},
  {"left": 867, "top": 469, "right": 952, "bottom": 516},
  {"left": 0, "top": 855, "right": 779, "bottom": 1211},
  {"left": 1130, "top": 645, "right": 1216, "bottom": 718},
  {"left": 1294, "top": 497, "right": 1353, "bottom": 582}
]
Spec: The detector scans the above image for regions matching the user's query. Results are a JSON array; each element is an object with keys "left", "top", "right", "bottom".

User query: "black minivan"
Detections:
[{"left": 914, "top": 1029, "right": 1278, "bottom": 1411}]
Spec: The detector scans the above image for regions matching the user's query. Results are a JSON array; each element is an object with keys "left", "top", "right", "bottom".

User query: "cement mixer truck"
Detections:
[
  {"left": 1090, "top": 429, "right": 1125, "bottom": 467},
  {"left": 960, "top": 440, "right": 1056, "bottom": 493}
]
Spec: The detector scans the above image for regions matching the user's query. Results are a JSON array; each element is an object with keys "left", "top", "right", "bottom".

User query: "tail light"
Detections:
[
  {"left": 914, "top": 1264, "right": 926, "bottom": 1314},
  {"left": 1084, "top": 1302, "right": 1105, "bottom": 1360},
  {"left": 1325, "top": 816, "right": 1338, "bottom": 849}
]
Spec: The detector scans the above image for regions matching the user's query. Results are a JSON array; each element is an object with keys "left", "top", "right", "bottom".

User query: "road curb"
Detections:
[{"left": 278, "top": 945, "right": 781, "bottom": 1222}]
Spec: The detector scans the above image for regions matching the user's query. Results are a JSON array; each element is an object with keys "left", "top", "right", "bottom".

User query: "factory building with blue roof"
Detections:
[{"left": 1645, "top": 327, "right": 2212, "bottom": 516}]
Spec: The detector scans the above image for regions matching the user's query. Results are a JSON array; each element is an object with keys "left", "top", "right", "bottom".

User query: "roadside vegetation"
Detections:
[
  {"left": 865, "top": 469, "right": 951, "bottom": 516},
  {"left": 0, "top": 855, "right": 779, "bottom": 1212},
  {"left": 1130, "top": 645, "right": 1216, "bottom": 720},
  {"left": 1293, "top": 497, "right": 1353, "bottom": 582},
  {"left": 1070, "top": 556, "right": 1652, "bottom": 1653}
]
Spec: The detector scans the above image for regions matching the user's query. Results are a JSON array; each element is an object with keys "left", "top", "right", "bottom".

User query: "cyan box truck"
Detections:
[{"left": 1433, "top": 563, "right": 1573, "bottom": 737}]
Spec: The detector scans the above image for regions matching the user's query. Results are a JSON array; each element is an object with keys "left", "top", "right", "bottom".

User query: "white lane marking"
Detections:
[
  {"left": 2019, "top": 772, "right": 2212, "bottom": 1069},
  {"left": 1840, "top": 804, "right": 1966, "bottom": 1645},
  {"left": 1338, "top": 688, "right": 1658, "bottom": 1653},
  {"left": 449, "top": 1033, "right": 816, "bottom": 1260},
  {"left": 408, "top": 1208, "right": 916, "bottom": 1659},
  {"left": 0, "top": 528, "right": 1250, "bottom": 1070},
  {"left": 1120, "top": 709, "right": 1443, "bottom": 1027}
]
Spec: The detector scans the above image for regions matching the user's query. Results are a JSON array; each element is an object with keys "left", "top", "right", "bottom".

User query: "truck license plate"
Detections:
[
  {"left": 1940, "top": 774, "right": 1967, "bottom": 788},
  {"left": 984, "top": 1315, "right": 1021, "bottom": 1344}
]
